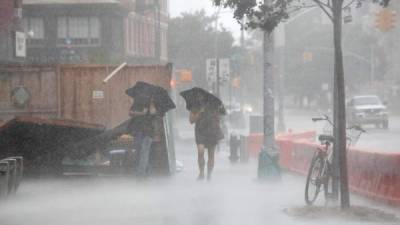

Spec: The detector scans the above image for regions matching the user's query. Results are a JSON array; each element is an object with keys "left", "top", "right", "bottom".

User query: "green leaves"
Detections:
[
  {"left": 211, "top": 0, "right": 391, "bottom": 32},
  {"left": 212, "top": 0, "right": 291, "bottom": 32}
]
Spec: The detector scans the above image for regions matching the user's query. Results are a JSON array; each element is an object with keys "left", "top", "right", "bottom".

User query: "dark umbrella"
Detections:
[
  {"left": 180, "top": 87, "right": 226, "bottom": 115},
  {"left": 125, "top": 81, "right": 175, "bottom": 115},
  {"left": 153, "top": 85, "right": 176, "bottom": 115},
  {"left": 125, "top": 81, "right": 154, "bottom": 98}
]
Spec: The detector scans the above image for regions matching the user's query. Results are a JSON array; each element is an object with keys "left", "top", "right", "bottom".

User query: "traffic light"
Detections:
[
  {"left": 302, "top": 51, "right": 313, "bottom": 63},
  {"left": 231, "top": 77, "right": 240, "bottom": 88},
  {"left": 375, "top": 9, "right": 396, "bottom": 32}
]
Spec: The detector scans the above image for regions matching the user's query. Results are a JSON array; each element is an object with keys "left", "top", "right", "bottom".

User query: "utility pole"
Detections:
[
  {"left": 258, "top": 0, "right": 280, "bottom": 179},
  {"left": 275, "top": 24, "right": 286, "bottom": 133},
  {"left": 262, "top": 30, "right": 275, "bottom": 151},
  {"left": 239, "top": 22, "right": 245, "bottom": 107}
]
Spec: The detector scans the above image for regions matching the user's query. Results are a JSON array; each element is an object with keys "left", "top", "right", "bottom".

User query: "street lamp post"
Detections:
[
  {"left": 275, "top": 24, "right": 286, "bottom": 133},
  {"left": 213, "top": 9, "right": 232, "bottom": 98},
  {"left": 214, "top": 8, "right": 221, "bottom": 98},
  {"left": 273, "top": 8, "right": 317, "bottom": 133}
]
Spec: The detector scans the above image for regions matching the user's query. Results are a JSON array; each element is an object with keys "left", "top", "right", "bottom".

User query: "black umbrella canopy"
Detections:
[
  {"left": 180, "top": 87, "right": 226, "bottom": 115},
  {"left": 125, "top": 81, "right": 155, "bottom": 98},
  {"left": 125, "top": 81, "right": 176, "bottom": 115},
  {"left": 153, "top": 85, "right": 176, "bottom": 115}
]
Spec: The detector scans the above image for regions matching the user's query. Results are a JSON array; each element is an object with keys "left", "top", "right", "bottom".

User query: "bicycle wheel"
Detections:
[{"left": 305, "top": 153, "right": 325, "bottom": 205}]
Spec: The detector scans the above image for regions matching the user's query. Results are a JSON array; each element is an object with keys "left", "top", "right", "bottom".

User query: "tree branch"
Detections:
[
  {"left": 312, "top": 0, "right": 334, "bottom": 22},
  {"left": 316, "top": 0, "right": 333, "bottom": 9},
  {"left": 287, "top": 4, "right": 318, "bottom": 15},
  {"left": 342, "top": 0, "right": 357, "bottom": 9}
]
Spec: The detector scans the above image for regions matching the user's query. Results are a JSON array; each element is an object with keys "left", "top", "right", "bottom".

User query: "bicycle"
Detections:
[{"left": 304, "top": 115, "right": 365, "bottom": 205}]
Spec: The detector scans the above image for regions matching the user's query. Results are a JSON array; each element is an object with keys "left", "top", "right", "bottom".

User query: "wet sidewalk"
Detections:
[{"left": 0, "top": 140, "right": 398, "bottom": 225}]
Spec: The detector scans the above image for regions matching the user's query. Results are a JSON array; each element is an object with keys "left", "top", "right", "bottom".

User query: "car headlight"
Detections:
[
  {"left": 243, "top": 105, "right": 253, "bottom": 113},
  {"left": 378, "top": 110, "right": 388, "bottom": 116},
  {"left": 354, "top": 109, "right": 365, "bottom": 117}
]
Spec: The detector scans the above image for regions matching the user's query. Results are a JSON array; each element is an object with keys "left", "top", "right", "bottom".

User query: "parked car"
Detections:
[{"left": 346, "top": 95, "right": 389, "bottom": 129}]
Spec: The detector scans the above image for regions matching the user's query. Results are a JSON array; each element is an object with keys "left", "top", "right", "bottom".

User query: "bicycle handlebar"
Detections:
[
  {"left": 312, "top": 115, "right": 332, "bottom": 124},
  {"left": 347, "top": 125, "right": 366, "bottom": 133},
  {"left": 312, "top": 115, "right": 366, "bottom": 132}
]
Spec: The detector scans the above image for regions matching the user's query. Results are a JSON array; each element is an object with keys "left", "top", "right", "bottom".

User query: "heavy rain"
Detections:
[{"left": 0, "top": 0, "right": 400, "bottom": 225}]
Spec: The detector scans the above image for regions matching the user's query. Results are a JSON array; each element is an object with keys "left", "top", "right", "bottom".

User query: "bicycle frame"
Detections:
[{"left": 305, "top": 115, "right": 365, "bottom": 205}]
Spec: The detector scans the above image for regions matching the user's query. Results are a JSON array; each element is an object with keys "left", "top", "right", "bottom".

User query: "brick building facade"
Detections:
[{"left": 9, "top": 0, "right": 168, "bottom": 65}]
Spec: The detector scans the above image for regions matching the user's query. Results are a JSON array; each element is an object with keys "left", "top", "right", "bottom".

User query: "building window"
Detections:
[
  {"left": 23, "top": 17, "right": 44, "bottom": 45},
  {"left": 57, "top": 16, "right": 100, "bottom": 46}
]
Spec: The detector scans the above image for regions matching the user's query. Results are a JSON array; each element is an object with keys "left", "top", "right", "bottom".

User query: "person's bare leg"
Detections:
[
  {"left": 197, "top": 144, "right": 205, "bottom": 180},
  {"left": 207, "top": 145, "right": 216, "bottom": 180}
]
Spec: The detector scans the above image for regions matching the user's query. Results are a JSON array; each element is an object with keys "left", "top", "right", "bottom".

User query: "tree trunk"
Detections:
[
  {"left": 332, "top": 0, "right": 350, "bottom": 208},
  {"left": 332, "top": 68, "right": 340, "bottom": 202}
]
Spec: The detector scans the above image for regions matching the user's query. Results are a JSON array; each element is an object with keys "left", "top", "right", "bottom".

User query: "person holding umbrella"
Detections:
[
  {"left": 181, "top": 88, "right": 225, "bottom": 181},
  {"left": 126, "top": 82, "right": 176, "bottom": 177}
]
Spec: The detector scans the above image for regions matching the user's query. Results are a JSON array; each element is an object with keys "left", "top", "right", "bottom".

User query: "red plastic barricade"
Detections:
[
  {"left": 246, "top": 131, "right": 317, "bottom": 158},
  {"left": 278, "top": 131, "right": 400, "bottom": 207},
  {"left": 277, "top": 131, "right": 316, "bottom": 142},
  {"left": 348, "top": 148, "right": 400, "bottom": 206},
  {"left": 276, "top": 138, "right": 294, "bottom": 170}
]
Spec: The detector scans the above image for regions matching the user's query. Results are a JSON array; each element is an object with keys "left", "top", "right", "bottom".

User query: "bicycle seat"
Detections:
[{"left": 318, "top": 134, "right": 335, "bottom": 143}]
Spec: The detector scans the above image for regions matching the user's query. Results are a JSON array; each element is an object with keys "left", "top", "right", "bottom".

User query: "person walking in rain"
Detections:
[{"left": 189, "top": 99, "right": 224, "bottom": 181}]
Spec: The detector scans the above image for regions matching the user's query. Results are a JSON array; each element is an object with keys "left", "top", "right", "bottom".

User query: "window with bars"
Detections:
[
  {"left": 126, "top": 14, "right": 158, "bottom": 58},
  {"left": 57, "top": 16, "right": 100, "bottom": 46},
  {"left": 22, "top": 17, "right": 45, "bottom": 46}
]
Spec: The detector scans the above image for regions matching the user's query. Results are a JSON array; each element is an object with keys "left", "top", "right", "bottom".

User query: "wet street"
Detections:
[
  {"left": 284, "top": 110, "right": 400, "bottom": 152},
  {"left": 0, "top": 0, "right": 399, "bottom": 223},
  {"left": 0, "top": 137, "right": 398, "bottom": 225}
]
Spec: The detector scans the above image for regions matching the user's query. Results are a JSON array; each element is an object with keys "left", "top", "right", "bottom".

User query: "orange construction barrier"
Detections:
[
  {"left": 277, "top": 131, "right": 400, "bottom": 207},
  {"left": 245, "top": 133, "right": 263, "bottom": 157},
  {"left": 246, "top": 131, "right": 317, "bottom": 158}
]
